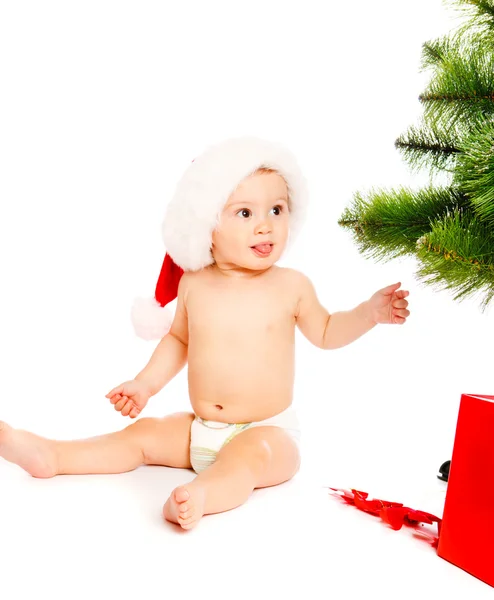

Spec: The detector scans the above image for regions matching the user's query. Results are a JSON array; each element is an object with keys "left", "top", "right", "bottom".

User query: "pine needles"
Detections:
[{"left": 339, "top": 0, "right": 494, "bottom": 309}]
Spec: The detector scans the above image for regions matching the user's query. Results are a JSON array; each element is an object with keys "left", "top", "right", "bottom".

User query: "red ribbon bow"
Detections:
[{"left": 328, "top": 488, "right": 442, "bottom": 547}]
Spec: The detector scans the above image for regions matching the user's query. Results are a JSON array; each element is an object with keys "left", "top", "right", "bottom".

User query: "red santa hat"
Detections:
[{"left": 131, "top": 136, "right": 309, "bottom": 340}]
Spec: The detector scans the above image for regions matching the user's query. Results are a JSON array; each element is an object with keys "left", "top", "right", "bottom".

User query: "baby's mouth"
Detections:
[{"left": 251, "top": 243, "right": 273, "bottom": 257}]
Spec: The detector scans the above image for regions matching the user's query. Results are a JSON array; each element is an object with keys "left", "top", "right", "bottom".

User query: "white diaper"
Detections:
[{"left": 189, "top": 406, "right": 301, "bottom": 474}]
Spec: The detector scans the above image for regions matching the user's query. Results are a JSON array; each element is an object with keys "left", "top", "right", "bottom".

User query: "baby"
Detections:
[{"left": 0, "top": 137, "right": 409, "bottom": 530}]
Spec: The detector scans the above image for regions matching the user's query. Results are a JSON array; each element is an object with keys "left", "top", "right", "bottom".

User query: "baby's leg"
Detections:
[
  {"left": 163, "top": 426, "right": 300, "bottom": 530},
  {"left": 0, "top": 412, "right": 194, "bottom": 478}
]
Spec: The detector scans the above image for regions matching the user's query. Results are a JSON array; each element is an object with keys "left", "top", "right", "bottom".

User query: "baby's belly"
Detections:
[{"left": 187, "top": 346, "right": 295, "bottom": 423}]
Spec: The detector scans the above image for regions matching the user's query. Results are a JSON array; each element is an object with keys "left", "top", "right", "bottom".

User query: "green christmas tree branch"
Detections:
[
  {"left": 450, "top": 0, "right": 494, "bottom": 44},
  {"left": 420, "top": 36, "right": 456, "bottom": 70},
  {"left": 395, "top": 120, "right": 461, "bottom": 174},
  {"left": 453, "top": 0, "right": 494, "bottom": 20},
  {"left": 338, "top": 187, "right": 468, "bottom": 261},
  {"left": 454, "top": 117, "right": 494, "bottom": 225},
  {"left": 338, "top": 0, "right": 494, "bottom": 309},
  {"left": 416, "top": 208, "right": 494, "bottom": 308},
  {"left": 419, "top": 37, "right": 494, "bottom": 128}
]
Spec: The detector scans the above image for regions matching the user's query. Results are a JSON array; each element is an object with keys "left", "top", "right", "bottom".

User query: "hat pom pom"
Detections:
[{"left": 131, "top": 297, "right": 173, "bottom": 340}]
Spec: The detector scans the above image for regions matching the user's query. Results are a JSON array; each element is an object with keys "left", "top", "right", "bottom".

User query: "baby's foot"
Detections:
[
  {"left": 163, "top": 485, "right": 206, "bottom": 530},
  {"left": 0, "top": 421, "right": 58, "bottom": 478}
]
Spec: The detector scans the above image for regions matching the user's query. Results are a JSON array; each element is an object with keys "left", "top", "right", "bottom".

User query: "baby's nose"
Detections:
[{"left": 255, "top": 219, "right": 271, "bottom": 234}]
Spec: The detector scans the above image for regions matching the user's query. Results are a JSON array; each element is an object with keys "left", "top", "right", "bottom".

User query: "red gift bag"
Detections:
[{"left": 437, "top": 393, "right": 494, "bottom": 587}]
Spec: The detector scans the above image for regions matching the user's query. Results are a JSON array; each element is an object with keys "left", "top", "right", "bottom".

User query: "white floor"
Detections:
[{"left": 1, "top": 439, "right": 492, "bottom": 600}]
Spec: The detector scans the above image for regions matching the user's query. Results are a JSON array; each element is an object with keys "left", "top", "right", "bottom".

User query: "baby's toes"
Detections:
[
  {"left": 179, "top": 516, "right": 197, "bottom": 530},
  {"left": 173, "top": 486, "right": 190, "bottom": 508},
  {"left": 179, "top": 502, "right": 191, "bottom": 516},
  {"left": 179, "top": 508, "right": 194, "bottom": 520}
]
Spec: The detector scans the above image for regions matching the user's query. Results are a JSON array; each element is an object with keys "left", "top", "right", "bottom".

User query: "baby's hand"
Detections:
[
  {"left": 368, "top": 282, "right": 410, "bottom": 325},
  {"left": 105, "top": 379, "right": 152, "bottom": 418}
]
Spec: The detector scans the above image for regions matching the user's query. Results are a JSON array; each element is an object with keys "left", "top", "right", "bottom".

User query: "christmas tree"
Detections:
[{"left": 339, "top": 0, "right": 494, "bottom": 309}]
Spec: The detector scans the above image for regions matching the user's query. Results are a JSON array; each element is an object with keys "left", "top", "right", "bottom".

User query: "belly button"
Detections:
[{"left": 215, "top": 404, "right": 223, "bottom": 410}]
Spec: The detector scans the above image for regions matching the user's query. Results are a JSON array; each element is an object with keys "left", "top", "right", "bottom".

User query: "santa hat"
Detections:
[{"left": 131, "top": 136, "right": 309, "bottom": 340}]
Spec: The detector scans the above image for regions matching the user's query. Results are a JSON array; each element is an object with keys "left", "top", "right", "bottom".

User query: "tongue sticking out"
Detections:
[{"left": 253, "top": 244, "right": 272, "bottom": 255}]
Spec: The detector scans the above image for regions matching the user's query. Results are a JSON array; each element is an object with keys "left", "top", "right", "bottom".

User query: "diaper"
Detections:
[{"left": 189, "top": 406, "right": 301, "bottom": 474}]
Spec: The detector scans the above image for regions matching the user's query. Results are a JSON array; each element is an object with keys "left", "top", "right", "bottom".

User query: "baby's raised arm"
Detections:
[
  {"left": 294, "top": 271, "right": 409, "bottom": 350},
  {"left": 295, "top": 271, "right": 376, "bottom": 350},
  {"left": 134, "top": 274, "right": 190, "bottom": 395}
]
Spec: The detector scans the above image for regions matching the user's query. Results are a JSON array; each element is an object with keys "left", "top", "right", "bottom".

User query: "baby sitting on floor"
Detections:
[{"left": 0, "top": 137, "right": 410, "bottom": 530}]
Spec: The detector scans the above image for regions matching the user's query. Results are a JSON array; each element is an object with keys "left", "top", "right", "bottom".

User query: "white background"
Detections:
[{"left": 1, "top": 1, "right": 492, "bottom": 598}]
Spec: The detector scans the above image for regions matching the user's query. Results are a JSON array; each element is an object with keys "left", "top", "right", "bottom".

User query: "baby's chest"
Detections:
[{"left": 188, "top": 289, "right": 295, "bottom": 335}]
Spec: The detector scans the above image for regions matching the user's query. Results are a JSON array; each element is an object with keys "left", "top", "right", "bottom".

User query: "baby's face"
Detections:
[{"left": 212, "top": 170, "right": 290, "bottom": 271}]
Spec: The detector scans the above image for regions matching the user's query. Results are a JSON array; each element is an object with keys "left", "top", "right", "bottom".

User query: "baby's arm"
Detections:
[
  {"left": 294, "top": 272, "right": 376, "bottom": 350},
  {"left": 134, "top": 275, "right": 189, "bottom": 395}
]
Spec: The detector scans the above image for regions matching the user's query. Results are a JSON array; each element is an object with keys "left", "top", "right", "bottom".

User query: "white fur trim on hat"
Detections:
[{"left": 162, "top": 137, "right": 309, "bottom": 271}]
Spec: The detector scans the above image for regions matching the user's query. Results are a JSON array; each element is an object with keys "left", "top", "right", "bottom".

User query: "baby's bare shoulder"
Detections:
[
  {"left": 180, "top": 267, "right": 217, "bottom": 297},
  {"left": 276, "top": 266, "right": 310, "bottom": 287},
  {"left": 176, "top": 270, "right": 205, "bottom": 305},
  {"left": 271, "top": 268, "right": 313, "bottom": 306},
  {"left": 181, "top": 268, "right": 209, "bottom": 286}
]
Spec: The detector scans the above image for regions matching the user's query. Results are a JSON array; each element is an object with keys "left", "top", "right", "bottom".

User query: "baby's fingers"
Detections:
[
  {"left": 393, "top": 308, "right": 410, "bottom": 322},
  {"left": 394, "top": 290, "right": 409, "bottom": 300},
  {"left": 392, "top": 299, "right": 408, "bottom": 309},
  {"left": 114, "top": 396, "right": 128, "bottom": 412},
  {"left": 106, "top": 384, "right": 124, "bottom": 399},
  {"left": 108, "top": 393, "right": 122, "bottom": 405},
  {"left": 121, "top": 400, "right": 135, "bottom": 417},
  {"left": 129, "top": 407, "right": 140, "bottom": 419}
]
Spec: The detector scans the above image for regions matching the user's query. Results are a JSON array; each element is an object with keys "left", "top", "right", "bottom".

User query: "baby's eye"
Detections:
[
  {"left": 236, "top": 208, "right": 252, "bottom": 218},
  {"left": 270, "top": 205, "right": 283, "bottom": 216}
]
